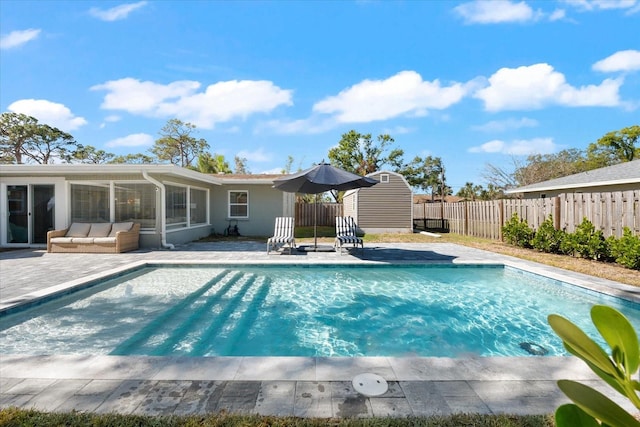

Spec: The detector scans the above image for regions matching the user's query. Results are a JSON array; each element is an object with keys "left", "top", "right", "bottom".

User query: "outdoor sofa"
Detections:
[{"left": 47, "top": 222, "right": 140, "bottom": 253}]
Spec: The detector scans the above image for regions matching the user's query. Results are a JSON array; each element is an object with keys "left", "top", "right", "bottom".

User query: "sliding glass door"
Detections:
[{"left": 6, "top": 184, "right": 54, "bottom": 245}]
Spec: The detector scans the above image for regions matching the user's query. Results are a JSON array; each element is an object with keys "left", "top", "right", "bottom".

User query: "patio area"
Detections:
[{"left": 1, "top": 241, "right": 638, "bottom": 417}]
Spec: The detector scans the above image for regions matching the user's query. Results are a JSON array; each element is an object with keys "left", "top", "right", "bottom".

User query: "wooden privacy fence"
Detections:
[
  {"left": 295, "top": 202, "right": 342, "bottom": 227},
  {"left": 413, "top": 190, "right": 639, "bottom": 240}
]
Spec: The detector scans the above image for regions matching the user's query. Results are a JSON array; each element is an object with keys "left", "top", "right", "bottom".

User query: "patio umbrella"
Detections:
[{"left": 273, "top": 162, "right": 378, "bottom": 250}]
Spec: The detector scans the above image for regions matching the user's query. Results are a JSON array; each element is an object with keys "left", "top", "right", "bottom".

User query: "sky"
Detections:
[{"left": 1, "top": 0, "right": 639, "bottom": 192}]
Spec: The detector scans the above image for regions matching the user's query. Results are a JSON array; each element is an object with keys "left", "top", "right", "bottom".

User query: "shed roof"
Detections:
[{"left": 505, "top": 160, "right": 640, "bottom": 194}]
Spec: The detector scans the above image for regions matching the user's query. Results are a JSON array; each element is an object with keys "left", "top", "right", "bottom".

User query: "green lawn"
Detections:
[{"left": 0, "top": 408, "right": 555, "bottom": 427}]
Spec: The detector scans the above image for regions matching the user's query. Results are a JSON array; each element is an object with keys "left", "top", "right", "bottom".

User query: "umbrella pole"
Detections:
[{"left": 314, "top": 193, "right": 318, "bottom": 251}]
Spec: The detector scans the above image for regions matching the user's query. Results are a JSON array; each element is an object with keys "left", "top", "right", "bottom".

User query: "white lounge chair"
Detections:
[
  {"left": 267, "top": 217, "right": 296, "bottom": 254},
  {"left": 334, "top": 216, "right": 363, "bottom": 254}
]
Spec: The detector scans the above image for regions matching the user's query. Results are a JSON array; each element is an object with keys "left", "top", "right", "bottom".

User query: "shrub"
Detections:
[
  {"left": 502, "top": 213, "right": 534, "bottom": 248},
  {"left": 566, "top": 218, "right": 609, "bottom": 260},
  {"left": 607, "top": 227, "right": 640, "bottom": 270},
  {"left": 531, "top": 215, "right": 565, "bottom": 254}
]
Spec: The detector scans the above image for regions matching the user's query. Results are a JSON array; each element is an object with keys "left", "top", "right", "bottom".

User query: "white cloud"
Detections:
[
  {"left": 454, "top": 0, "right": 541, "bottom": 24},
  {"left": 469, "top": 137, "right": 558, "bottom": 155},
  {"left": 473, "top": 63, "right": 622, "bottom": 111},
  {"left": 91, "top": 77, "right": 293, "bottom": 129},
  {"left": 593, "top": 49, "right": 640, "bottom": 72},
  {"left": 236, "top": 147, "right": 272, "bottom": 163},
  {"left": 89, "top": 1, "right": 147, "bottom": 21},
  {"left": 0, "top": 29, "right": 41, "bottom": 50},
  {"left": 549, "top": 8, "right": 567, "bottom": 20},
  {"left": 563, "top": 0, "right": 637, "bottom": 11},
  {"left": 105, "top": 133, "right": 154, "bottom": 148},
  {"left": 91, "top": 78, "right": 200, "bottom": 114},
  {"left": 8, "top": 99, "right": 87, "bottom": 131},
  {"left": 313, "top": 71, "right": 467, "bottom": 123},
  {"left": 98, "top": 115, "right": 122, "bottom": 129},
  {"left": 472, "top": 117, "right": 539, "bottom": 132}
]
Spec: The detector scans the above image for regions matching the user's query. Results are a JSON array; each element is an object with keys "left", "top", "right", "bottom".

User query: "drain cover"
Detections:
[{"left": 352, "top": 373, "right": 388, "bottom": 397}]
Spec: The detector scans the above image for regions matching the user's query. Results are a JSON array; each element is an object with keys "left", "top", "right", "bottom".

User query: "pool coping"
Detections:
[{"left": 2, "top": 244, "right": 639, "bottom": 416}]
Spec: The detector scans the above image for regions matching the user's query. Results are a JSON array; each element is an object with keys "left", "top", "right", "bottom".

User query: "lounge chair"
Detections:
[
  {"left": 267, "top": 217, "right": 296, "bottom": 254},
  {"left": 334, "top": 216, "right": 363, "bottom": 254}
]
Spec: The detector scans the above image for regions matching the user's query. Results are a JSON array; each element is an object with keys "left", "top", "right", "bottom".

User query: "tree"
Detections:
[
  {"left": 282, "top": 155, "right": 294, "bottom": 174},
  {"left": 328, "top": 130, "right": 404, "bottom": 175},
  {"left": 150, "top": 119, "right": 209, "bottom": 168},
  {"left": 24, "top": 123, "right": 77, "bottom": 164},
  {"left": 457, "top": 182, "right": 482, "bottom": 201},
  {"left": 0, "top": 112, "right": 78, "bottom": 164},
  {"left": 479, "top": 183, "right": 504, "bottom": 200},
  {"left": 197, "top": 153, "right": 231, "bottom": 174},
  {"left": 400, "top": 155, "right": 445, "bottom": 201},
  {"left": 591, "top": 125, "right": 640, "bottom": 163},
  {"left": 0, "top": 112, "right": 38, "bottom": 163},
  {"left": 234, "top": 156, "right": 249, "bottom": 174},
  {"left": 72, "top": 145, "right": 115, "bottom": 164},
  {"left": 109, "top": 153, "right": 155, "bottom": 164},
  {"left": 515, "top": 149, "right": 588, "bottom": 186}
]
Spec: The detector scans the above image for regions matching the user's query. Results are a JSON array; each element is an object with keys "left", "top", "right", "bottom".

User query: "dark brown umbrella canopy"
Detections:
[{"left": 272, "top": 162, "right": 378, "bottom": 194}]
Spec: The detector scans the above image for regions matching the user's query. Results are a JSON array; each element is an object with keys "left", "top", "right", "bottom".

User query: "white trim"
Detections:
[
  {"left": 228, "top": 189, "right": 249, "bottom": 219},
  {"left": 380, "top": 174, "right": 390, "bottom": 183},
  {"left": 505, "top": 178, "right": 640, "bottom": 194},
  {"left": 0, "top": 164, "right": 223, "bottom": 185}
]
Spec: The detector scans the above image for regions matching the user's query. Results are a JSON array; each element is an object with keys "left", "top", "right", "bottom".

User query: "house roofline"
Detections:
[
  {"left": 0, "top": 164, "right": 223, "bottom": 185},
  {"left": 505, "top": 177, "right": 640, "bottom": 194}
]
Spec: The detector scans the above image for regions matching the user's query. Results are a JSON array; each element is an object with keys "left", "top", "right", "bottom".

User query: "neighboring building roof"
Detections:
[
  {"left": 0, "top": 164, "right": 223, "bottom": 185},
  {"left": 505, "top": 160, "right": 640, "bottom": 194}
]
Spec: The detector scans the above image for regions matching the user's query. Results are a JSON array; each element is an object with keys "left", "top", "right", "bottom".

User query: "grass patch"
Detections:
[{"left": 0, "top": 408, "right": 555, "bottom": 427}]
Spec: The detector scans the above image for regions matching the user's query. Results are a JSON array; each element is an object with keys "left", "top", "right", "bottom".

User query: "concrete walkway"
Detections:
[{"left": 1, "top": 242, "right": 638, "bottom": 418}]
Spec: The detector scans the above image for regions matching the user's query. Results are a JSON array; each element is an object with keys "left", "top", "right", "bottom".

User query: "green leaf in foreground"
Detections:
[
  {"left": 592, "top": 305, "right": 640, "bottom": 375},
  {"left": 557, "top": 380, "right": 640, "bottom": 427},
  {"left": 555, "top": 403, "right": 600, "bottom": 427}
]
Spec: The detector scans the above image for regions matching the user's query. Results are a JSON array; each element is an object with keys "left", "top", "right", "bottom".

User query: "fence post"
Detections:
[
  {"left": 554, "top": 197, "right": 561, "bottom": 230},
  {"left": 498, "top": 199, "right": 504, "bottom": 241},
  {"left": 464, "top": 201, "right": 469, "bottom": 236}
]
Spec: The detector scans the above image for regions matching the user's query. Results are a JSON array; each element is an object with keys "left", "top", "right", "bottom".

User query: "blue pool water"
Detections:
[{"left": 1, "top": 264, "right": 638, "bottom": 357}]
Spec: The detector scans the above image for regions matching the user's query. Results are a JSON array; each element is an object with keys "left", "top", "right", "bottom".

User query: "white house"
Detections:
[
  {"left": 0, "top": 164, "right": 294, "bottom": 249},
  {"left": 505, "top": 160, "right": 640, "bottom": 199}
]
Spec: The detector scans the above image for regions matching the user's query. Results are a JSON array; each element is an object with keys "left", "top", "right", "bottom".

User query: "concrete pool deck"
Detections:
[{"left": 1, "top": 241, "right": 638, "bottom": 418}]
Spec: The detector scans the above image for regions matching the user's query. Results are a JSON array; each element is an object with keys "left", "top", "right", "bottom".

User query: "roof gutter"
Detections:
[{"left": 142, "top": 170, "right": 175, "bottom": 250}]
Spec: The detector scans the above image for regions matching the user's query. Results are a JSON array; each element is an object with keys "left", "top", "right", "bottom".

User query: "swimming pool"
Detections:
[{"left": 1, "top": 264, "right": 638, "bottom": 357}]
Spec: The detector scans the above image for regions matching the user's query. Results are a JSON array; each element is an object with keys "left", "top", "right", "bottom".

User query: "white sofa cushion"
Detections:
[
  {"left": 109, "top": 222, "right": 133, "bottom": 237},
  {"left": 93, "top": 237, "right": 117, "bottom": 244},
  {"left": 66, "top": 223, "right": 91, "bottom": 237},
  {"left": 89, "top": 223, "right": 112, "bottom": 237},
  {"left": 71, "top": 237, "right": 95, "bottom": 244},
  {"left": 50, "top": 237, "right": 74, "bottom": 244}
]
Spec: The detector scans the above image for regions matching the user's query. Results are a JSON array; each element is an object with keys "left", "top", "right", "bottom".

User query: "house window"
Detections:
[
  {"left": 115, "top": 183, "right": 156, "bottom": 229},
  {"left": 166, "top": 185, "right": 187, "bottom": 228},
  {"left": 190, "top": 188, "right": 207, "bottom": 224},
  {"left": 228, "top": 190, "right": 248, "bottom": 218},
  {"left": 71, "top": 184, "right": 110, "bottom": 222},
  {"left": 380, "top": 174, "right": 390, "bottom": 183}
]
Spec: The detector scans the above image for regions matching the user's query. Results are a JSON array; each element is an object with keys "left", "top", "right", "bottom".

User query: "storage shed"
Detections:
[{"left": 342, "top": 170, "right": 413, "bottom": 233}]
